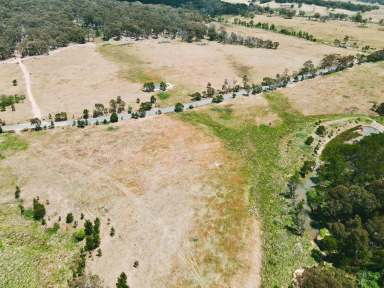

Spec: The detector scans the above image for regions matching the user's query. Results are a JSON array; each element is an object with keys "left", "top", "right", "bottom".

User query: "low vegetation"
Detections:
[
  {"left": 0, "top": 94, "right": 26, "bottom": 112},
  {"left": 180, "top": 92, "right": 316, "bottom": 287}
]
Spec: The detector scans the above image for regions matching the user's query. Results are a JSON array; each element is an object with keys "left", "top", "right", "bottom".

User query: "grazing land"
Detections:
[
  {"left": 0, "top": 116, "right": 261, "bottom": 288},
  {"left": 228, "top": 14, "right": 384, "bottom": 49},
  {"left": 283, "top": 61, "right": 384, "bottom": 115}
]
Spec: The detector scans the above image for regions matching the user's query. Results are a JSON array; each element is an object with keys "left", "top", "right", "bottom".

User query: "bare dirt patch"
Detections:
[
  {"left": 282, "top": 61, "right": 384, "bottom": 115},
  {"left": 1, "top": 115, "right": 261, "bottom": 287}
]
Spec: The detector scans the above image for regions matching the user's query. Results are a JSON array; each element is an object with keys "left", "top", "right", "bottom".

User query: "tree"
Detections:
[
  {"left": 159, "top": 81, "right": 167, "bottom": 91},
  {"left": 174, "top": 103, "right": 184, "bottom": 112},
  {"left": 150, "top": 95, "right": 156, "bottom": 104},
  {"left": 143, "top": 82, "right": 155, "bottom": 92},
  {"left": 305, "top": 136, "right": 314, "bottom": 145},
  {"left": 110, "top": 227, "right": 115, "bottom": 237},
  {"left": 84, "top": 220, "right": 93, "bottom": 236},
  {"left": 15, "top": 186, "right": 20, "bottom": 199},
  {"left": 116, "top": 272, "right": 129, "bottom": 288},
  {"left": 66, "top": 213, "right": 74, "bottom": 224},
  {"left": 12, "top": 79, "right": 17, "bottom": 86},
  {"left": 32, "top": 198, "right": 46, "bottom": 221},
  {"left": 30, "top": 118, "right": 42, "bottom": 131},
  {"left": 83, "top": 109, "right": 89, "bottom": 120},
  {"left": 110, "top": 112, "right": 118, "bottom": 123}
]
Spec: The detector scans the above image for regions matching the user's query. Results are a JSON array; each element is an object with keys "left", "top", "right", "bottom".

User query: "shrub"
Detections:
[
  {"left": 110, "top": 112, "right": 118, "bottom": 123},
  {"left": 15, "top": 186, "right": 20, "bottom": 199},
  {"left": 73, "top": 229, "right": 85, "bottom": 242},
  {"left": 174, "top": 103, "right": 184, "bottom": 112},
  {"left": 305, "top": 136, "right": 314, "bottom": 145},
  {"left": 143, "top": 82, "right": 155, "bottom": 92},
  {"left": 66, "top": 213, "right": 74, "bottom": 224},
  {"left": 32, "top": 198, "right": 46, "bottom": 221},
  {"left": 116, "top": 272, "right": 129, "bottom": 288},
  {"left": 315, "top": 125, "right": 326, "bottom": 137}
]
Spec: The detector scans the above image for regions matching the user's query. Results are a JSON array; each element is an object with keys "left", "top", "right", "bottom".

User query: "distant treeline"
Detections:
[
  {"left": 272, "top": 0, "right": 378, "bottom": 12},
  {"left": 121, "top": 0, "right": 250, "bottom": 15},
  {"left": 0, "top": 0, "right": 283, "bottom": 60},
  {"left": 233, "top": 18, "right": 316, "bottom": 42}
]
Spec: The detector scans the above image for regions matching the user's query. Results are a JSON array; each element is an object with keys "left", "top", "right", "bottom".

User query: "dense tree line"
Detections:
[
  {"left": 122, "top": 0, "right": 250, "bottom": 16},
  {"left": 233, "top": 18, "right": 316, "bottom": 42},
  {"left": 0, "top": 0, "right": 207, "bottom": 59},
  {"left": 208, "top": 25, "right": 279, "bottom": 49},
  {"left": 305, "top": 132, "right": 384, "bottom": 287},
  {"left": 0, "top": 0, "right": 283, "bottom": 60},
  {"left": 271, "top": 0, "right": 378, "bottom": 12}
]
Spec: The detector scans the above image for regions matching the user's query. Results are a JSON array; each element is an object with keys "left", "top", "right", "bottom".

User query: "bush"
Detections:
[
  {"left": 295, "top": 265, "right": 357, "bottom": 288},
  {"left": 143, "top": 82, "right": 155, "bottom": 92},
  {"left": 110, "top": 112, "right": 118, "bottom": 123},
  {"left": 66, "top": 213, "right": 74, "bottom": 224},
  {"left": 174, "top": 103, "right": 184, "bottom": 112},
  {"left": 32, "top": 198, "right": 46, "bottom": 221},
  {"left": 305, "top": 136, "right": 314, "bottom": 145},
  {"left": 73, "top": 229, "right": 86, "bottom": 242},
  {"left": 315, "top": 125, "right": 326, "bottom": 137}
]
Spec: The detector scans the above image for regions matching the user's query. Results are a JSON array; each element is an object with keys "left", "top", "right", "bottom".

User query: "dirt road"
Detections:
[{"left": 17, "top": 56, "right": 41, "bottom": 119}]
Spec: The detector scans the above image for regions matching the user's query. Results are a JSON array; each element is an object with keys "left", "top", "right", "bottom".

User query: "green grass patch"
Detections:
[
  {"left": 157, "top": 91, "right": 170, "bottom": 101},
  {"left": 0, "top": 204, "right": 80, "bottom": 288},
  {"left": 0, "top": 134, "right": 28, "bottom": 154},
  {"left": 179, "top": 92, "right": 316, "bottom": 287},
  {"left": 97, "top": 44, "right": 161, "bottom": 83}
]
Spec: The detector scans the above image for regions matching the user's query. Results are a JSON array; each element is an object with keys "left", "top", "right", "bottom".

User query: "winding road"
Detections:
[{"left": 17, "top": 56, "right": 42, "bottom": 119}]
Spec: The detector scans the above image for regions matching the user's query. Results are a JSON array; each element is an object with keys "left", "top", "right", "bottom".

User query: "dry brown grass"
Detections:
[
  {"left": 22, "top": 43, "right": 149, "bottom": 121},
  {"left": 229, "top": 15, "right": 384, "bottom": 49},
  {"left": 282, "top": 61, "right": 384, "bottom": 115},
  {"left": 1, "top": 115, "right": 261, "bottom": 287},
  {"left": 0, "top": 62, "right": 32, "bottom": 123}
]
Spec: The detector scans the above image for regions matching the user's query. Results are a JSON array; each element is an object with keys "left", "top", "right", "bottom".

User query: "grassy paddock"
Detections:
[
  {"left": 179, "top": 92, "right": 317, "bottom": 287},
  {"left": 0, "top": 133, "right": 80, "bottom": 288}
]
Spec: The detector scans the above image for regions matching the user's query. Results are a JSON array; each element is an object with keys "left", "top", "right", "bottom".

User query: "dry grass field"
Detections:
[
  {"left": 100, "top": 34, "right": 347, "bottom": 105},
  {"left": 0, "top": 62, "right": 32, "bottom": 123},
  {"left": 229, "top": 15, "right": 384, "bottom": 49},
  {"left": 0, "top": 115, "right": 261, "bottom": 288},
  {"left": 21, "top": 43, "right": 149, "bottom": 121},
  {"left": 0, "top": 28, "right": 352, "bottom": 124},
  {"left": 282, "top": 61, "right": 384, "bottom": 115}
]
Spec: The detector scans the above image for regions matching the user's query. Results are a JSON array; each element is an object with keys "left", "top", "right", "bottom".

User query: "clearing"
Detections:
[
  {"left": 0, "top": 115, "right": 261, "bottom": 288},
  {"left": 282, "top": 61, "right": 384, "bottom": 115}
]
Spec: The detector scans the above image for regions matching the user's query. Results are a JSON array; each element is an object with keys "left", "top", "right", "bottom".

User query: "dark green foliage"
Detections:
[
  {"left": 84, "top": 220, "right": 93, "bottom": 236},
  {"left": 96, "top": 248, "right": 102, "bottom": 257},
  {"left": 15, "top": 186, "right": 20, "bottom": 199},
  {"left": 139, "top": 102, "right": 153, "bottom": 113},
  {"left": 212, "top": 94, "right": 224, "bottom": 103},
  {"left": 32, "top": 198, "right": 46, "bottom": 221},
  {"left": 0, "top": 94, "right": 26, "bottom": 112},
  {"left": 300, "top": 160, "right": 315, "bottom": 177},
  {"left": 54, "top": 112, "right": 68, "bottom": 122},
  {"left": 73, "top": 229, "right": 86, "bottom": 242},
  {"left": 110, "top": 227, "right": 115, "bottom": 237},
  {"left": 159, "top": 81, "right": 167, "bottom": 91},
  {"left": 0, "top": 0, "right": 207, "bottom": 60},
  {"left": 150, "top": 95, "right": 157, "bottom": 104},
  {"left": 116, "top": 272, "right": 129, "bottom": 288},
  {"left": 110, "top": 112, "right": 118, "bottom": 123},
  {"left": 66, "top": 213, "right": 74, "bottom": 224},
  {"left": 273, "top": 0, "right": 377, "bottom": 12},
  {"left": 309, "top": 133, "right": 384, "bottom": 280},
  {"left": 375, "top": 103, "right": 384, "bottom": 116},
  {"left": 143, "top": 82, "right": 155, "bottom": 92},
  {"left": 315, "top": 125, "right": 326, "bottom": 137},
  {"left": 174, "top": 103, "right": 184, "bottom": 112},
  {"left": 305, "top": 136, "right": 314, "bottom": 146},
  {"left": 296, "top": 265, "right": 357, "bottom": 288},
  {"left": 367, "top": 49, "right": 384, "bottom": 63}
]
